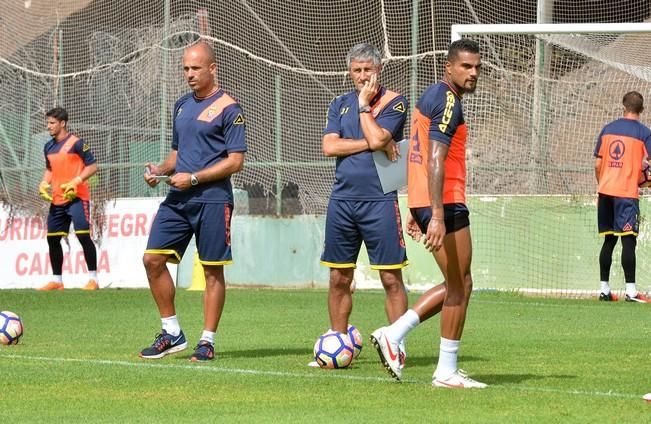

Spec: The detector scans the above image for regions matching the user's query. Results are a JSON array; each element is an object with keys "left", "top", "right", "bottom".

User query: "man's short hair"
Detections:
[
  {"left": 447, "top": 38, "right": 480, "bottom": 62},
  {"left": 346, "top": 43, "right": 382, "bottom": 68},
  {"left": 623, "top": 91, "right": 644, "bottom": 114},
  {"left": 46, "top": 107, "right": 69, "bottom": 123}
]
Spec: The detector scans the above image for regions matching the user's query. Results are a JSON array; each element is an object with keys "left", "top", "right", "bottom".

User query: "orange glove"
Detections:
[
  {"left": 38, "top": 181, "right": 52, "bottom": 202},
  {"left": 60, "top": 176, "right": 83, "bottom": 201}
]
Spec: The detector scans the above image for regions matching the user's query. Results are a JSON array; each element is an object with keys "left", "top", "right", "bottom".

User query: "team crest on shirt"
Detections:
[
  {"left": 233, "top": 114, "right": 245, "bottom": 125},
  {"left": 608, "top": 139, "right": 625, "bottom": 161},
  {"left": 206, "top": 107, "right": 219, "bottom": 119}
]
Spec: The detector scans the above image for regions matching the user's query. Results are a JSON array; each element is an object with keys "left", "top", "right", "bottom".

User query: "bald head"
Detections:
[
  {"left": 182, "top": 41, "right": 218, "bottom": 97},
  {"left": 184, "top": 42, "right": 216, "bottom": 66}
]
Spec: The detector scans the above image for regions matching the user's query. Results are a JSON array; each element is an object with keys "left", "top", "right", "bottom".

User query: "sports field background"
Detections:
[{"left": 1, "top": 289, "right": 649, "bottom": 422}]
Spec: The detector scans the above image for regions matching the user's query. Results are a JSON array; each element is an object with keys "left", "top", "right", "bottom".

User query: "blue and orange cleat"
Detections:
[
  {"left": 190, "top": 340, "right": 215, "bottom": 362},
  {"left": 139, "top": 330, "right": 187, "bottom": 359}
]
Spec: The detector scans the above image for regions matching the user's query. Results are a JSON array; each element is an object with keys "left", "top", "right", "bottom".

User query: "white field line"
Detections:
[{"left": 0, "top": 353, "right": 641, "bottom": 400}]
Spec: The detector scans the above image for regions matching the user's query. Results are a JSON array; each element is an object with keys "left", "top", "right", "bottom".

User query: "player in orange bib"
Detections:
[
  {"left": 371, "top": 39, "right": 486, "bottom": 388},
  {"left": 594, "top": 91, "right": 651, "bottom": 303},
  {"left": 37, "top": 107, "right": 99, "bottom": 291}
]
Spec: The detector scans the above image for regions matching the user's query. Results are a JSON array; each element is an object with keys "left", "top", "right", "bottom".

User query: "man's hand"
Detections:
[
  {"left": 60, "top": 176, "right": 82, "bottom": 201},
  {"left": 38, "top": 181, "right": 52, "bottom": 202},
  {"left": 168, "top": 172, "right": 193, "bottom": 191},
  {"left": 405, "top": 210, "right": 422, "bottom": 242},
  {"left": 383, "top": 139, "right": 399, "bottom": 162},
  {"left": 358, "top": 73, "right": 379, "bottom": 109},
  {"left": 144, "top": 163, "right": 166, "bottom": 188},
  {"left": 423, "top": 216, "right": 445, "bottom": 252}
]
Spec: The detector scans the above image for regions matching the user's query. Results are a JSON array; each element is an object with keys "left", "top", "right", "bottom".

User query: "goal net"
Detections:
[
  {"left": 2, "top": 1, "right": 651, "bottom": 294},
  {"left": 0, "top": 0, "right": 441, "bottom": 226},
  {"left": 453, "top": 23, "right": 651, "bottom": 295}
]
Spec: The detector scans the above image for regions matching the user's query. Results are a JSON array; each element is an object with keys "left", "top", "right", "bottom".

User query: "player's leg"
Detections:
[
  {"left": 38, "top": 205, "right": 68, "bottom": 290},
  {"left": 598, "top": 235, "right": 617, "bottom": 300},
  {"left": 139, "top": 201, "right": 192, "bottom": 358},
  {"left": 190, "top": 203, "right": 234, "bottom": 361},
  {"left": 360, "top": 200, "right": 408, "bottom": 323},
  {"left": 433, "top": 225, "right": 486, "bottom": 388},
  {"left": 320, "top": 199, "right": 362, "bottom": 334},
  {"left": 412, "top": 283, "right": 446, "bottom": 321},
  {"left": 621, "top": 234, "right": 647, "bottom": 302},
  {"left": 613, "top": 197, "right": 648, "bottom": 303},
  {"left": 328, "top": 267, "right": 355, "bottom": 334},
  {"left": 359, "top": 200, "right": 410, "bottom": 377},
  {"left": 370, "top": 206, "right": 442, "bottom": 380},
  {"left": 378, "top": 269, "right": 408, "bottom": 322},
  {"left": 597, "top": 194, "right": 618, "bottom": 300},
  {"left": 69, "top": 199, "right": 99, "bottom": 290}
]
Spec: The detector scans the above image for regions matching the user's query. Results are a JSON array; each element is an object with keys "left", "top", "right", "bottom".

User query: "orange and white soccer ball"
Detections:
[{"left": 0, "top": 311, "right": 23, "bottom": 345}]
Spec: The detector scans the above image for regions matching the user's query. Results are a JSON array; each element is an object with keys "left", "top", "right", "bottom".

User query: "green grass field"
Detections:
[{"left": 0, "top": 289, "right": 649, "bottom": 423}]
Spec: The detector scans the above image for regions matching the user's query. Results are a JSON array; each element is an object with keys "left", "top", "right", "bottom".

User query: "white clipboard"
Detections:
[{"left": 372, "top": 139, "right": 408, "bottom": 194}]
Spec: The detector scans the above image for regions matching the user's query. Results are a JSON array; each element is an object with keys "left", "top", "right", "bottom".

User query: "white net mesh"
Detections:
[
  {"left": 458, "top": 26, "right": 651, "bottom": 294},
  {"left": 0, "top": 0, "right": 441, "bottom": 222},
  {"left": 2, "top": 1, "right": 651, "bottom": 293}
]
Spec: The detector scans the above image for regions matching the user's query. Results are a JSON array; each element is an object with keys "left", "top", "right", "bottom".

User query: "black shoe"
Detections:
[{"left": 599, "top": 292, "right": 618, "bottom": 301}]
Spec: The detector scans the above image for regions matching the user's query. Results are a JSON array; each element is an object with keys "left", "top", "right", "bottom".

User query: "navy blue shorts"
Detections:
[
  {"left": 597, "top": 193, "right": 639, "bottom": 236},
  {"left": 146, "top": 200, "right": 233, "bottom": 265},
  {"left": 47, "top": 199, "right": 92, "bottom": 236},
  {"left": 320, "top": 199, "right": 407, "bottom": 270},
  {"left": 410, "top": 203, "right": 470, "bottom": 235}
]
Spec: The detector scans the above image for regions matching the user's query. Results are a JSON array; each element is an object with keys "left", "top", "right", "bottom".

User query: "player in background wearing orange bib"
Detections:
[
  {"left": 594, "top": 91, "right": 651, "bottom": 303},
  {"left": 371, "top": 39, "right": 486, "bottom": 388},
  {"left": 37, "top": 107, "right": 99, "bottom": 291}
]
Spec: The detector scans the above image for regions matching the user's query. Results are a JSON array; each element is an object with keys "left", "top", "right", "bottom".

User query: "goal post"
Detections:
[
  {"left": 448, "top": 23, "right": 651, "bottom": 296},
  {"left": 451, "top": 23, "right": 651, "bottom": 40}
]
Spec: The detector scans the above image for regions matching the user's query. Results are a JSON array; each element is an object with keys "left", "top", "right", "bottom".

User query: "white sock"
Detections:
[
  {"left": 200, "top": 330, "right": 215, "bottom": 345},
  {"left": 89, "top": 270, "right": 98, "bottom": 281},
  {"left": 625, "top": 283, "right": 637, "bottom": 297},
  {"left": 435, "top": 337, "right": 460, "bottom": 379},
  {"left": 52, "top": 275, "right": 63, "bottom": 283},
  {"left": 600, "top": 281, "right": 610, "bottom": 295},
  {"left": 161, "top": 315, "right": 181, "bottom": 336},
  {"left": 386, "top": 309, "right": 420, "bottom": 342}
]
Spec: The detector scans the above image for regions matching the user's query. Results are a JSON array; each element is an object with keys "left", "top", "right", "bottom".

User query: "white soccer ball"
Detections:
[
  {"left": 0, "top": 311, "right": 24, "bottom": 345},
  {"left": 347, "top": 324, "right": 363, "bottom": 359},
  {"left": 313, "top": 330, "right": 354, "bottom": 369}
]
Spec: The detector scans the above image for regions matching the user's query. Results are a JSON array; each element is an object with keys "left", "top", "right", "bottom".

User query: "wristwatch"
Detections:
[
  {"left": 359, "top": 105, "right": 371, "bottom": 113},
  {"left": 190, "top": 174, "right": 199, "bottom": 186}
]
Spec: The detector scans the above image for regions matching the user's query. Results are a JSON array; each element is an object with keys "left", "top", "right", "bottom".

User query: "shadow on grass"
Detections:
[{"left": 393, "top": 355, "right": 489, "bottom": 367}]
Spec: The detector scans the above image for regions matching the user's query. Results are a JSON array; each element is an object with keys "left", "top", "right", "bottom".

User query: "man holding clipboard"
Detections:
[{"left": 320, "top": 43, "right": 409, "bottom": 366}]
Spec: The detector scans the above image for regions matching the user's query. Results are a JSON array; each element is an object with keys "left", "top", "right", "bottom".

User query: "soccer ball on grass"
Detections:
[
  {"left": 347, "top": 325, "right": 363, "bottom": 359},
  {"left": 313, "top": 330, "right": 354, "bottom": 369},
  {"left": 0, "top": 311, "right": 23, "bottom": 345}
]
